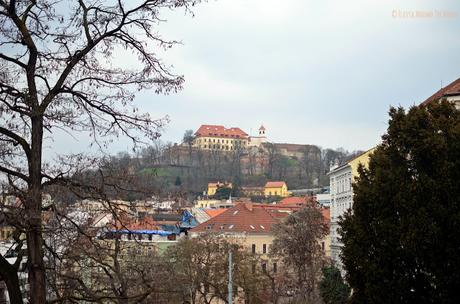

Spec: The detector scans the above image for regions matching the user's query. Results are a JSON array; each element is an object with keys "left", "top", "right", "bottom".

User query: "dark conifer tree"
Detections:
[
  {"left": 319, "top": 265, "right": 350, "bottom": 304},
  {"left": 340, "top": 100, "right": 460, "bottom": 304}
]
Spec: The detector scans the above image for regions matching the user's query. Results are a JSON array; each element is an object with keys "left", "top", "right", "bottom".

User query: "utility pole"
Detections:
[{"left": 228, "top": 249, "right": 233, "bottom": 304}]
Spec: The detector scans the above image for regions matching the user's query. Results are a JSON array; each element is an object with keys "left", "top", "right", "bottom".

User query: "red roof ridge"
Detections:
[
  {"left": 195, "top": 124, "right": 249, "bottom": 138},
  {"left": 421, "top": 77, "right": 460, "bottom": 106}
]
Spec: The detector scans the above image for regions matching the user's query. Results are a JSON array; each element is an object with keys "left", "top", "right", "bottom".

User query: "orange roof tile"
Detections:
[
  {"left": 191, "top": 203, "right": 281, "bottom": 233},
  {"left": 204, "top": 208, "right": 227, "bottom": 218},
  {"left": 191, "top": 203, "right": 330, "bottom": 234},
  {"left": 279, "top": 196, "right": 307, "bottom": 206},
  {"left": 265, "top": 181, "right": 287, "bottom": 188},
  {"left": 195, "top": 125, "right": 248, "bottom": 138}
]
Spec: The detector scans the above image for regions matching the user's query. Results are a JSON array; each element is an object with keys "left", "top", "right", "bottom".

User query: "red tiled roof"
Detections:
[
  {"left": 265, "top": 181, "right": 286, "bottom": 188},
  {"left": 421, "top": 78, "right": 460, "bottom": 106},
  {"left": 191, "top": 203, "right": 281, "bottom": 233},
  {"left": 204, "top": 209, "right": 227, "bottom": 218},
  {"left": 195, "top": 125, "right": 248, "bottom": 138},
  {"left": 191, "top": 203, "right": 331, "bottom": 234},
  {"left": 278, "top": 196, "right": 308, "bottom": 206}
]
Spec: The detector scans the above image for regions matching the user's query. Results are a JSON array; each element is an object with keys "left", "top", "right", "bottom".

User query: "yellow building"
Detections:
[
  {"left": 0, "top": 225, "right": 14, "bottom": 241},
  {"left": 193, "top": 125, "right": 249, "bottom": 151},
  {"left": 348, "top": 148, "right": 376, "bottom": 182},
  {"left": 207, "top": 182, "right": 232, "bottom": 196},
  {"left": 264, "top": 181, "right": 289, "bottom": 197},
  {"left": 194, "top": 199, "right": 234, "bottom": 209}
]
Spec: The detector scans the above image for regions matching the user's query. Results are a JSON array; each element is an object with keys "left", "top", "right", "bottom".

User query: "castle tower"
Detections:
[{"left": 259, "top": 125, "right": 266, "bottom": 137}]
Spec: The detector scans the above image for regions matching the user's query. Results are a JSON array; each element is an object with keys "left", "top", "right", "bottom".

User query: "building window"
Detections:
[
  {"left": 273, "top": 262, "right": 277, "bottom": 273},
  {"left": 263, "top": 244, "right": 267, "bottom": 254},
  {"left": 321, "top": 242, "right": 325, "bottom": 252},
  {"left": 252, "top": 244, "right": 256, "bottom": 254},
  {"left": 262, "top": 262, "right": 267, "bottom": 272}
]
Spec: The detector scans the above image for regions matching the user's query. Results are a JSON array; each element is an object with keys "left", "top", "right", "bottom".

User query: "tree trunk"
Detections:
[{"left": 27, "top": 117, "right": 46, "bottom": 304}]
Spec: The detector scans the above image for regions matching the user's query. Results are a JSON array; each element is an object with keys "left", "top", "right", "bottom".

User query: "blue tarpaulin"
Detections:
[
  {"left": 110, "top": 229, "right": 173, "bottom": 236},
  {"left": 180, "top": 210, "right": 198, "bottom": 228}
]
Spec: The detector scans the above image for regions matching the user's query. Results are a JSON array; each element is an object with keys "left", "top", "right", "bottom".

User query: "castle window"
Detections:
[{"left": 262, "top": 262, "right": 267, "bottom": 272}]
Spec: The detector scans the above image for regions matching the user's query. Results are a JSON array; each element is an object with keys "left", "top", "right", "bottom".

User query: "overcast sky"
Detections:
[{"left": 49, "top": 0, "right": 460, "bottom": 157}]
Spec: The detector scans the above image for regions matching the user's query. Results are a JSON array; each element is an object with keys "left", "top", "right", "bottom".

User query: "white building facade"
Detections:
[{"left": 329, "top": 164, "right": 353, "bottom": 271}]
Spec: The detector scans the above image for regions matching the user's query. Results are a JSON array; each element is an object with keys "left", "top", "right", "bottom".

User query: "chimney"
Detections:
[{"left": 245, "top": 202, "right": 253, "bottom": 211}]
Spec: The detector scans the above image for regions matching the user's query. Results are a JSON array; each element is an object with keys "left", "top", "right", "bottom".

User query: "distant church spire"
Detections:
[{"left": 259, "top": 124, "right": 266, "bottom": 136}]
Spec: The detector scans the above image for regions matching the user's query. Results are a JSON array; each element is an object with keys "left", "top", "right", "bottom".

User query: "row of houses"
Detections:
[{"left": 206, "top": 180, "right": 291, "bottom": 198}]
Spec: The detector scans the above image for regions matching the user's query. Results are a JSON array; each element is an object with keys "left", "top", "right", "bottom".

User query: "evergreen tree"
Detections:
[
  {"left": 340, "top": 100, "right": 460, "bottom": 304},
  {"left": 319, "top": 265, "right": 350, "bottom": 304},
  {"left": 213, "top": 186, "right": 232, "bottom": 200},
  {"left": 175, "top": 176, "right": 182, "bottom": 186}
]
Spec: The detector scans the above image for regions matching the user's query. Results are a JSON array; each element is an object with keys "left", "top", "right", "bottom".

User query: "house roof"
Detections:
[
  {"left": 265, "top": 181, "right": 287, "bottom": 188},
  {"left": 190, "top": 203, "right": 331, "bottom": 234},
  {"left": 421, "top": 77, "right": 460, "bottom": 106},
  {"left": 278, "top": 196, "right": 311, "bottom": 206},
  {"left": 204, "top": 208, "right": 227, "bottom": 218},
  {"left": 195, "top": 125, "right": 248, "bottom": 138},
  {"left": 190, "top": 202, "right": 282, "bottom": 233}
]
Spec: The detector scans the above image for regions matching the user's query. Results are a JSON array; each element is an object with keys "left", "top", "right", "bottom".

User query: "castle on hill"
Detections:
[{"left": 192, "top": 124, "right": 267, "bottom": 151}]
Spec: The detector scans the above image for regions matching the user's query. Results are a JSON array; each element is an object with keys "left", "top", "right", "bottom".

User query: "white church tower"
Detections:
[{"left": 248, "top": 124, "right": 267, "bottom": 147}]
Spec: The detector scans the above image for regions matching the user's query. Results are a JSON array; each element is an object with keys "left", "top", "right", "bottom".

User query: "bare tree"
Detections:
[
  {"left": 271, "top": 207, "right": 329, "bottom": 303},
  {"left": 263, "top": 143, "right": 280, "bottom": 179},
  {"left": 0, "top": 1, "right": 201, "bottom": 303},
  {"left": 166, "top": 234, "right": 266, "bottom": 304}
]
